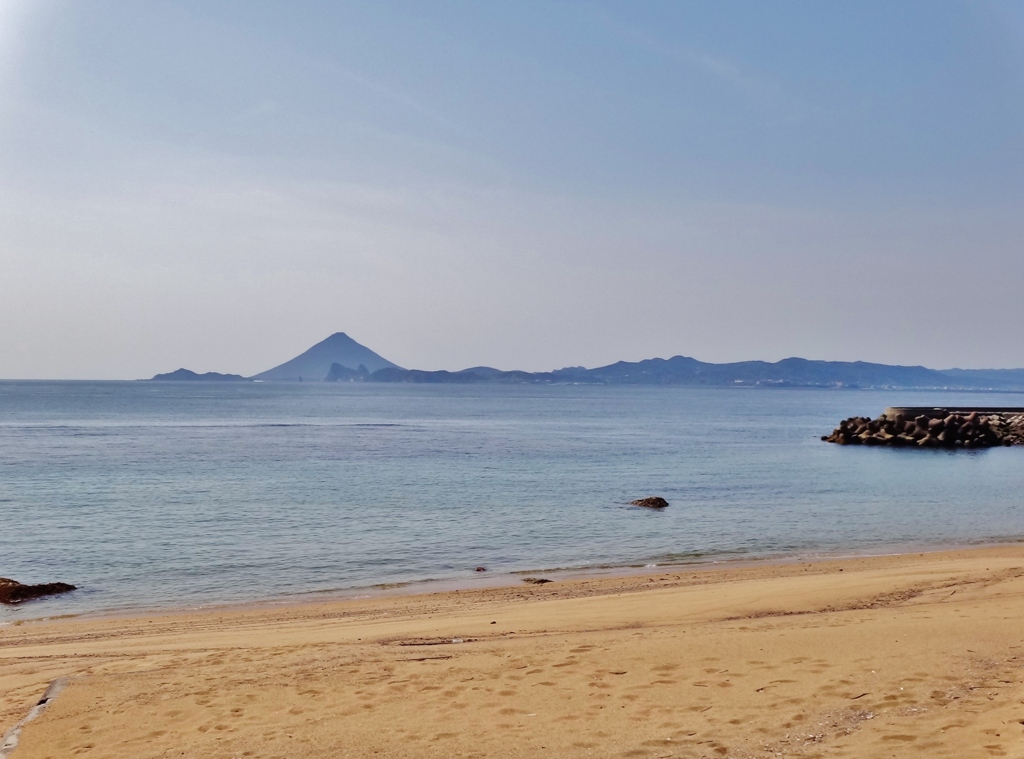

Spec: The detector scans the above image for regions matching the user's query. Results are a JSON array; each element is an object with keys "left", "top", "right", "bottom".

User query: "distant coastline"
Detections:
[
  {"left": 149, "top": 331, "right": 1024, "bottom": 391},
  {"left": 150, "top": 368, "right": 248, "bottom": 382}
]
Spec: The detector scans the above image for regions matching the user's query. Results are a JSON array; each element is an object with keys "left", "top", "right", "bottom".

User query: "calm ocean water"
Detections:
[{"left": 2, "top": 381, "right": 1023, "bottom": 619}]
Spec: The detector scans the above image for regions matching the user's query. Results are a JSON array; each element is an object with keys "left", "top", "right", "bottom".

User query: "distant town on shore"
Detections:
[{"left": 149, "top": 333, "right": 1024, "bottom": 391}]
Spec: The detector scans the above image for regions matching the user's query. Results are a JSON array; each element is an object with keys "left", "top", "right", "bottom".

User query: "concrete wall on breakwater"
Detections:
[{"left": 884, "top": 407, "right": 1024, "bottom": 420}]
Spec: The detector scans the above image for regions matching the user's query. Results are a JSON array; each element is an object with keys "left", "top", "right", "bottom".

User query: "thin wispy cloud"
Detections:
[{"left": 589, "top": 5, "right": 806, "bottom": 122}]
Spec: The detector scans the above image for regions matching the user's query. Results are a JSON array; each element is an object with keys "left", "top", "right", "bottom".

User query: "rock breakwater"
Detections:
[{"left": 823, "top": 409, "right": 1024, "bottom": 448}]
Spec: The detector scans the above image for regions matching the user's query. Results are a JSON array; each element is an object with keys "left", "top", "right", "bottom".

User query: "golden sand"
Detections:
[{"left": 3, "top": 546, "right": 1024, "bottom": 758}]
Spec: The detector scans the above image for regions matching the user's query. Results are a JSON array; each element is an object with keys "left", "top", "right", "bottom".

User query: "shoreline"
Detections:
[
  {"left": 4, "top": 543, "right": 1024, "bottom": 757},
  {"left": 6, "top": 535, "right": 1024, "bottom": 625}
]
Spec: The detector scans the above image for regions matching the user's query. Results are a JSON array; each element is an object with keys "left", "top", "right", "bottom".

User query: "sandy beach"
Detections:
[{"left": 3, "top": 546, "right": 1024, "bottom": 758}]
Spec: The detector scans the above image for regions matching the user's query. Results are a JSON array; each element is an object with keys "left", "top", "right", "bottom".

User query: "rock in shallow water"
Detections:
[
  {"left": 631, "top": 497, "right": 669, "bottom": 509},
  {"left": 0, "top": 578, "right": 76, "bottom": 604}
]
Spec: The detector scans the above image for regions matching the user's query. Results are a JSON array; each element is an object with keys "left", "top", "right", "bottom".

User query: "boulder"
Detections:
[
  {"left": 631, "top": 497, "right": 669, "bottom": 509},
  {"left": 0, "top": 578, "right": 76, "bottom": 605}
]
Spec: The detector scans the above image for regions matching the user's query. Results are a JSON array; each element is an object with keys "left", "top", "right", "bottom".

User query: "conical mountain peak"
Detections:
[{"left": 252, "top": 333, "right": 401, "bottom": 381}]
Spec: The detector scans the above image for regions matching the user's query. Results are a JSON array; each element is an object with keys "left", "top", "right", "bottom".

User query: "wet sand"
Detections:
[{"left": 3, "top": 546, "right": 1024, "bottom": 758}]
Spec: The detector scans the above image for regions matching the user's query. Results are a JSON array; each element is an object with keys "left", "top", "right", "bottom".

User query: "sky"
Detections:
[{"left": 2, "top": 0, "right": 1024, "bottom": 378}]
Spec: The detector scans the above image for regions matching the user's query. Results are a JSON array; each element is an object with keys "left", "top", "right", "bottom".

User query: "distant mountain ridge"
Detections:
[
  {"left": 148, "top": 333, "right": 1024, "bottom": 390},
  {"left": 371, "top": 357, "right": 1024, "bottom": 390}
]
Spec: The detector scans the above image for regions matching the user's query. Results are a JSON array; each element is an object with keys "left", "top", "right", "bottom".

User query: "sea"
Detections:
[{"left": 2, "top": 381, "right": 1023, "bottom": 620}]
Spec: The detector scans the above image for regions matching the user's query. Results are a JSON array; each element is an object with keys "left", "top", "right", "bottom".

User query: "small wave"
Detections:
[
  {"left": 251, "top": 423, "right": 320, "bottom": 428},
  {"left": 0, "top": 421, "right": 409, "bottom": 432}
]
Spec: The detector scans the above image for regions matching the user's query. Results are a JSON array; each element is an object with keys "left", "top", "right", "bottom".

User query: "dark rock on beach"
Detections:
[
  {"left": 0, "top": 578, "right": 76, "bottom": 604},
  {"left": 631, "top": 497, "right": 669, "bottom": 509}
]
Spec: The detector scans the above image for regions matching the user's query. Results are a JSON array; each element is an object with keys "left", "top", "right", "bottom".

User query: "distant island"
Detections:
[
  {"left": 151, "top": 368, "right": 249, "bottom": 382},
  {"left": 149, "top": 332, "right": 1024, "bottom": 391}
]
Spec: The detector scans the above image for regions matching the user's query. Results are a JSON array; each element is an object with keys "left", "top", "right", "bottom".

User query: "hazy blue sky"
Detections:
[{"left": 2, "top": 0, "right": 1023, "bottom": 378}]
